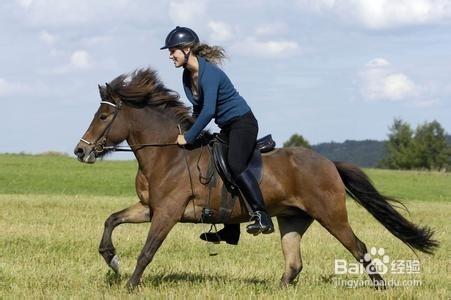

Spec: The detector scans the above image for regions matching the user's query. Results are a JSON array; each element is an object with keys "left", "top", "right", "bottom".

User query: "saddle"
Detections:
[
  {"left": 202, "top": 134, "right": 276, "bottom": 223},
  {"left": 211, "top": 134, "right": 276, "bottom": 191}
]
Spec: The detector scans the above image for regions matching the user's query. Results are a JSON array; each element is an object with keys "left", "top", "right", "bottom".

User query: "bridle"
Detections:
[
  {"left": 79, "top": 97, "right": 198, "bottom": 209},
  {"left": 79, "top": 100, "right": 123, "bottom": 155},
  {"left": 79, "top": 97, "right": 221, "bottom": 251},
  {"left": 79, "top": 99, "right": 178, "bottom": 155}
]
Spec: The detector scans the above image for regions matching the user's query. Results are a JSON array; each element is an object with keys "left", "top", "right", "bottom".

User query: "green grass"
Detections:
[
  {"left": 0, "top": 154, "right": 450, "bottom": 298},
  {"left": 366, "top": 168, "right": 451, "bottom": 202},
  {"left": 0, "top": 154, "right": 137, "bottom": 196},
  {"left": 1, "top": 154, "right": 450, "bottom": 202}
]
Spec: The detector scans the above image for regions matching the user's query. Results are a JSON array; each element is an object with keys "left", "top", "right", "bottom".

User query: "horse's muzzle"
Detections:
[{"left": 74, "top": 144, "right": 96, "bottom": 164}]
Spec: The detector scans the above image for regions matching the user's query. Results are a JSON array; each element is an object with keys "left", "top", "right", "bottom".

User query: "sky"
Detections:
[{"left": 1, "top": 0, "right": 450, "bottom": 156}]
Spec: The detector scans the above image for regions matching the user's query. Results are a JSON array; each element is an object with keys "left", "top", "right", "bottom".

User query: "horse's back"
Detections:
[
  {"left": 262, "top": 146, "right": 337, "bottom": 174},
  {"left": 261, "top": 147, "right": 345, "bottom": 214}
]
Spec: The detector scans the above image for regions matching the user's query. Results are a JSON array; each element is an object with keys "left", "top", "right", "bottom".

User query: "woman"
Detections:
[{"left": 161, "top": 26, "right": 274, "bottom": 243}]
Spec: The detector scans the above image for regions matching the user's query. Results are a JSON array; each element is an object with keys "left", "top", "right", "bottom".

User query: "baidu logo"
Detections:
[
  {"left": 362, "top": 247, "right": 390, "bottom": 274},
  {"left": 334, "top": 247, "right": 420, "bottom": 275}
]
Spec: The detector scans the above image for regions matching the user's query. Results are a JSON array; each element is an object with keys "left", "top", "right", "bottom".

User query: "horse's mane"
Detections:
[{"left": 109, "top": 68, "right": 194, "bottom": 130}]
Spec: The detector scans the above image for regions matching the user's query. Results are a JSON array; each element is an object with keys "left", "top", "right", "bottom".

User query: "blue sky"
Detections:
[{"left": 1, "top": 0, "right": 450, "bottom": 155}]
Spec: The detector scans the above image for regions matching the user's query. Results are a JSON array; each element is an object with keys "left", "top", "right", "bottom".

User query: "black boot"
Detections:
[
  {"left": 235, "top": 170, "right": 274, "bottom": 235},
  {"left": 199, "top": 224, "right": 240, "bottom": 245}
]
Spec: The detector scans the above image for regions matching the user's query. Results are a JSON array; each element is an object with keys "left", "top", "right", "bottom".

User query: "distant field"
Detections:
[
  {"left": 0, "top": 154, "right": 138, "bottom": 196},
  {"left": 0, "top": 154, "right": 450, "bottom": 298},
  {"left": 1, "top": 154, "right": 450, "bottom": 201}
]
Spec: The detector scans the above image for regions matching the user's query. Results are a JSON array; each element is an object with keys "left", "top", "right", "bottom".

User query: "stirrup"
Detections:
[{"left": 246, "top": 211, "right": 274, "bottom": 235}]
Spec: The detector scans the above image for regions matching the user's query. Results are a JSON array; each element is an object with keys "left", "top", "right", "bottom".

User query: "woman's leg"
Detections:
[
  {"left": 227, "top": 112, "right": 274, "bottom": 235},
  {"left": 199, "top": 112, "right": 273, "bottom": 243}
]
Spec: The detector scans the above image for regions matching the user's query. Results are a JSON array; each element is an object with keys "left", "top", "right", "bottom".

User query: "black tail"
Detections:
[{"left": 334, "top": 161, "right": 439, "bottom": 255}]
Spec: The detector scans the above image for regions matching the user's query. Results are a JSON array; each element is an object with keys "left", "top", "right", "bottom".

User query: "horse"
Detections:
[{"left": 74, "top": 68, "right": 438, "bottom": 290}]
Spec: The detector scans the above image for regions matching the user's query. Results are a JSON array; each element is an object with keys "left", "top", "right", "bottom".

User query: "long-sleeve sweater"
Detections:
[{"left": 182, "top": 56, "right": 251, "bottom": 143}]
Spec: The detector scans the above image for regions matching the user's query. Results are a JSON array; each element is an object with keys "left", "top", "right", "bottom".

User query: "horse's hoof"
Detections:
[
  {"left": 373, "top": 279, "right": 387, "bottom": 290},
  {"left": 280, "top": 281, "right": 289, "bottom": 288},
  {"left": 279, "top": 277, "right": 295, "bottom": 288},
  {"left": 109, "top": 255, "right": 120, "bottom": 274},
  {"left": 125, "top": 280, "right": 139, "bottom": 292}
]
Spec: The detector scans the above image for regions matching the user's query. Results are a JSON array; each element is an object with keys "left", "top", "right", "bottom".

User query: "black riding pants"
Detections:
[{"left": 220, "top": 111, "right": 258, "bottom": 178}]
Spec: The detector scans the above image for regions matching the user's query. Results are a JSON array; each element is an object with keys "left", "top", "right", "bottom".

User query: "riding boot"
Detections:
[
  {"left": 235, "top": 169, "right": 274, "bottom": 235},
  {"left": 199, "top": 224, "right": 240, "bottom": 245}
]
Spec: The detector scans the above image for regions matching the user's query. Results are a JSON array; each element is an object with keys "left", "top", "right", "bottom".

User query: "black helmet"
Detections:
[{"left": 160, "top": 26, "right": 199, "bottom": 50}]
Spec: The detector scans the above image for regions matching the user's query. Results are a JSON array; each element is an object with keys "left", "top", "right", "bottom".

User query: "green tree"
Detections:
[
  {"left": 381, "top": 118, "right": 414, "bottom": 169},
  {"left": 283, "top": 134, "right": 311, "bottom": 148},
  {"left": 412, "top": 120, "right": 450, "bottom": 170}
]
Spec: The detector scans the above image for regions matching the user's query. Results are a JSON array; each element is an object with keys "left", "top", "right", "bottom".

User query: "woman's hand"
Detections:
[{"left": 176, "top": 134, "right": 187, "bottom": 146}]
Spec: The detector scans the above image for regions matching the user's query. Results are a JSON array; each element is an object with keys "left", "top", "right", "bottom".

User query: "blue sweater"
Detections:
[{"left": 183, "top": 56, "right": 251, "bottom": 143}]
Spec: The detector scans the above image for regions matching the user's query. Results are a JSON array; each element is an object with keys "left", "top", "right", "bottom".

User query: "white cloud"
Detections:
[
  {"left": 255, "top": 22, "right": 289, "bottom": 36},
  {"left": 48, "top": 50, "right": 93, "bottom": 74},
  {"left": 14, "top": 0, "right": 160, "bottom": 28},
  {"left": 38, "top": 30, "right": 56, "bottom": 45},
  {"left": 0, "top": 78, "right": 31, "bottom": 97},
  {"left": 0, "top": 78, "right": 13, "bottom": 96},
  {"left": 366, "top": 58, "right": 390, "bottom": 68},
  {"left": 80, "top": 35, "right": 113, "bottom": 46},
  {"left": 17, "top": 0, "right": 33, "bottom": 9},
  {"left": 296, "top": 0, "right": 451, "bottom": 29},
  {"left": 233, "top": 37, "right": 300, "bottom": 57},
  {"left": 208, "top": 21, "right": 234, "bottom": 42},
  {"left": 70, "top": 50, "right": 91, "bottom": 69},
  {"left": 360, "top": 58, "right": 416, "bottom": 101},
  {"left": 169, "top": 0, "right": 208, "bottom": 24},
  {"left": 297, "top": 0, "right": 337, "bottom": 13},
  {"left": 382, "top": 73, "right": 416, "bottom": 100}
]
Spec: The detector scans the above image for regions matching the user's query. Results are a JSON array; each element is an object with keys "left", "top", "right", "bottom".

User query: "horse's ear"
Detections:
[
  {"left": 105, "top": 83, "right": 115, "bottom": 97},
  {"left": 105, "top": 82, "right": 121, "bottom": 104},
  {"left": 98, "top": 84, "right": 106, "bottom": 100},
  {"left": 105, "top": 83, "right": 112, "bottom": 93}
]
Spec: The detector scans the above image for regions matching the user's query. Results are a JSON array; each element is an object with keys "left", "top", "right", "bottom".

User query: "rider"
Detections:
[{"left": 161, "top": 26, "right": 274, "bottom": 242}]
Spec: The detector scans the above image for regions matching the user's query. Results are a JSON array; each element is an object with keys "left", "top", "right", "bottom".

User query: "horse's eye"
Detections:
[{"left": 99, "top": 114, "right": 108, "bottom": 120}]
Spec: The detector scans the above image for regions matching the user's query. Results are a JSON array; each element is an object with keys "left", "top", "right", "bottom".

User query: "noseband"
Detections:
[
  {"left": 79, "top": 100, "right": 122, "bottom": 155},
  {"left": 79, "top": 100, "right": 180, "bottom": 154}
]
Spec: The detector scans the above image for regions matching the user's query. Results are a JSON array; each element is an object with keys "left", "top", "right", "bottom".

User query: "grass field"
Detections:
[{"left": 0, "top": 154, "right": 450, "bottom": 299}]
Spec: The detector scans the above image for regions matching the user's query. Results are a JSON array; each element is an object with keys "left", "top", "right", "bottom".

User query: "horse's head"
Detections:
[
  {"left": 74, "top": 83, "right": 129, "bottom": 163},
  {"left": 74, "top": 68, "right": 201, "bottom": 163}
]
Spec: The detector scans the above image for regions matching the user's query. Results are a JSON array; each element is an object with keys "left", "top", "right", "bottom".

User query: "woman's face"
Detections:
[{"left": 168, "top": 47, "right": 190, "bottom": 68}]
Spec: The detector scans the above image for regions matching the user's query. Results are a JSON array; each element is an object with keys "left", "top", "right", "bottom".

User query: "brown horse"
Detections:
[{"left": 74, "top": 68, "right": 438, "bottom": 290}]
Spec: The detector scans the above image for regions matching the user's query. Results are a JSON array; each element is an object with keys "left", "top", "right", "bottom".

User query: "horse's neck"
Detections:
[{"left": 126, "top": 106, "right": 181, "bottom": 174}]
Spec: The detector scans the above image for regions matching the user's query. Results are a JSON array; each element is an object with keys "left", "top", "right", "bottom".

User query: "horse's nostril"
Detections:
[{"left": 75, "top": 147, "right": 85, "bottom": 158}]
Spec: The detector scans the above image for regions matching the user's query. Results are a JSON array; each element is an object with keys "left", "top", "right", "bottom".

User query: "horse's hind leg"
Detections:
[
  {"left": 277, "top": 213, "right": 313, "bottom": 287},
  {"left": 313, "top": 193, "right": 386, "bottom": 289},
  {"left": 99, "top": 202, "right": 151, "bottom": 273}
]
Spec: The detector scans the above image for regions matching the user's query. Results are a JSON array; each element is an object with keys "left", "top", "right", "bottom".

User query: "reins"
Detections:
[
  {"left": 81, "top": 98, "right": 219, "bottom": 255},
  {"left": 102, "top": 142, "right": 178, "bottom": 152}
]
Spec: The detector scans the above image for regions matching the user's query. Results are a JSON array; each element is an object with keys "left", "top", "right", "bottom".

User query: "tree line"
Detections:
[{"left": 284, "top": 119, "right": 451, "bottom": 171}]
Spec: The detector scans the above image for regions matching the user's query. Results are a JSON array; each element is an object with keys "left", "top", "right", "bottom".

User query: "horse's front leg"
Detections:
[
  {"left": 126, "top": 201, "right": 186, "bottom": 290},
  {"left": 99, "top": 201, "right": 151, "bottom": 273}
]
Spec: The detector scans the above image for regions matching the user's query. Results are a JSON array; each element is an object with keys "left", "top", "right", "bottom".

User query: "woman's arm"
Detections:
[{"left": 184, "top": 74, "right": 220, "bottom": 143}]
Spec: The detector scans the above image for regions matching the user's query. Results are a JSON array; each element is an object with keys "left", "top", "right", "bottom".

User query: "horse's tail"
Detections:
[{"left": 333, "top": 161, "right": 439, "bottom": 255}]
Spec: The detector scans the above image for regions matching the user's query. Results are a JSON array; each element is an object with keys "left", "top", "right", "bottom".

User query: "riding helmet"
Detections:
[{"left": 160, "top": 26, "right": 199, "bottom": 50}]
